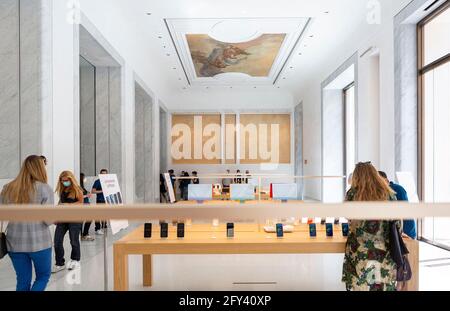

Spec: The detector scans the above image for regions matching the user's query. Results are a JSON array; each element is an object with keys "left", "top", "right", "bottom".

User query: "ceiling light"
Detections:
[
  {"left": 178, "top": 78, "right": 182, "bottom": 81},
  {"left": 172, "top": 67, "right": 177, "bottom": 70},
  {"left": 298, "top": 53, "right": 302, "bottom": 56},
  {"left": 158, "top": 36, "right": 162, "bottom": 39},
  {"left": 309, "top": 35, "right": 314, "bottom": 38},
  {"left": 324, "top": 11, "right": 330, "bottom": 14},
  {"left": 146, "top": 12, "right": 152, "bottom": 16},
  {"left": 283, "top": 77, "right": 286, "bottom": 80},
  {"left": 166, "top": 53, "right": 171, "bottom": 56},
  {"left": 290, "top": 66, "right": 293, "bottom": 69}
]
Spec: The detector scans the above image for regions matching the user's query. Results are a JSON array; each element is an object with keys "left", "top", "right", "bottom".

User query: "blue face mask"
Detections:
[{"left": 62, "top": 181, "right": 71, "bottom": 187}]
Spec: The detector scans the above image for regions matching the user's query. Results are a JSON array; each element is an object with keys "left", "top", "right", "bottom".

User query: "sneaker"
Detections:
[
  {"left": 81, "top": 235, "right": 95, "bottom": 241},
  {"left": 52, "top": 264, "right": 65, "bottom": 274},
  {"left": 67, "top": 260, "right": 80, "bottom": 271},
  {"left": 95, "top": 229, "right": 104, "bottom": 235}
]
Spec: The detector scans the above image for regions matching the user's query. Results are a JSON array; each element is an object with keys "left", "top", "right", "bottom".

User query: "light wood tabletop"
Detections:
[{"left": 113, "top": 223, "right": 418, "bottom": 291}]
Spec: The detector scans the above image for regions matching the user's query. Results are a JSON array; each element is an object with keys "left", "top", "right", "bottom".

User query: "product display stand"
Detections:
[{"left": 103, "top": 228, "right": 108, "bottom": 291}]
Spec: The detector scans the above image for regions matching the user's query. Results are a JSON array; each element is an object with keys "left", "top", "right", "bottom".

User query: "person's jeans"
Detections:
[
  {"left": 9, "top": 248, "right": 52, "bottom": 291},
  {"left": 54, "top": 223, "right": 82, "bottom": 266}
]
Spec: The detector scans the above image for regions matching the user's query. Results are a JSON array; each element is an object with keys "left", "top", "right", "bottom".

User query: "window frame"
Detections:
[
  {"left": 343, "top": 82, "right": 356, "bottom": 194},
  {"left": 417, "top": 0, "right": 450, "bottom": 246}
]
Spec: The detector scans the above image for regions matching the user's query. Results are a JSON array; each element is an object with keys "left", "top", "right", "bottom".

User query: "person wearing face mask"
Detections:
[
  {"left": 52, "top": 171, "right": 84, "bottom": 273},
  {"left": 80, "top": 173, "right": 94, "bottom": 242}
]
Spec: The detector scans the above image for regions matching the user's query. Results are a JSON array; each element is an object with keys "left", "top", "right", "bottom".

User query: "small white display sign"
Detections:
[
  {"left": 164, "top": 173, "right": 176, "bottom": 203},
  {"left": 99, "top": 174, "right": 129, "bottom": 235}
]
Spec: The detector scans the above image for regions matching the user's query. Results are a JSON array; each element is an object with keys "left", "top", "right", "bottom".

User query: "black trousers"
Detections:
[
  {"left": 95, "top": 221, "right": 107, "bottom": 231},
  {"left": 82, "top": 221, "right": 92, "bottom": 237},
  {"left": 54, "top": 223, "right": 82, "bottom": 266}
]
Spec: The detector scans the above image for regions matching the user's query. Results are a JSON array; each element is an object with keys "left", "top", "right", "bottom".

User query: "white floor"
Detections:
[{"left": 1, "top": 224, "right": 449, "bottom": 291}]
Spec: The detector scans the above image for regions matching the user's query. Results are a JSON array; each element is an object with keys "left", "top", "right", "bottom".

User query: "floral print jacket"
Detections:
[{"left": 342, "top": 189, "right": 398, "bottom": 291}]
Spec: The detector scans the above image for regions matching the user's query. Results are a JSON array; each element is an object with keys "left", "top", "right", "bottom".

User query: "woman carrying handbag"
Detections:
[{"left": 0, "top": 155, "right": 54, "bottom": 291}]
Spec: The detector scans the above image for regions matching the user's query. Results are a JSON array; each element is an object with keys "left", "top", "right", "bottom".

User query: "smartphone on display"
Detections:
[
  {"left": 326, "top": 223, "right": 333, "bottom": 237},
  {"left": 160, "top": 222, "right": 168, "bottom": 238},
  {"left": 276, "top": 223, "right": 284, "bottom": 238},
  {"left": 114, "top": 194, "right": 119, "bottom": 205},
  {"left": 117, "top": 192, "right": 123, "bottom": 204},
  {"left": 226, "top": 223, "right": 234, "bottom": 238},
  {"left": 105, "top": 196, "right": 111, "bottom": 204},
  {"left": 342, "top": 223, "right": 349, "bottom": 237},
  {"left": 144, "top": 223, "right": 152, "bottom": 238},
  {"left": 177, "top": 223, "right": 185, "bottom": 238},
  {"left": 309, "top": 223, "right": 317, "bottom": 237}
]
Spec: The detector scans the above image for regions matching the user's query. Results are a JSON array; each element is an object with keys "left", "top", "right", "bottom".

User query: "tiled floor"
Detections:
[{"left": 1, "top": 224, "right": 449, "bottom": 291}]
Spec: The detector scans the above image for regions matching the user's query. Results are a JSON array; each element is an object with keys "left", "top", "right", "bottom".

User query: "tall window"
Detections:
[
  {"left": 344, "top": 83, "right": 356, "bottom": 190},
  {"left": 419, "top": 1, "right": 450, "bottom": 248}
]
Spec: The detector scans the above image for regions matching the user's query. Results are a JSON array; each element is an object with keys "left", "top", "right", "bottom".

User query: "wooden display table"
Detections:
[{"left": 113, "top": 224, "right": 419, "bottom": 291}]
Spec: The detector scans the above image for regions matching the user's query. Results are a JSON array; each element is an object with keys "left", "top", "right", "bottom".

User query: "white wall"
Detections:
[
  {"left": 166, "top": 89, "right": 294, "bottom": 111},
  {"left": 299, "top": 1, "right": 411, "bottom": 200}
]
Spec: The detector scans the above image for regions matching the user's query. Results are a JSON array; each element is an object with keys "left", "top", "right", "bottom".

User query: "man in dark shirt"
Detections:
[
  {"left": 379, "top": 171, "right": 417, "bottom": 239},
  {"left": 92, "top": 169, "right": 108, "bottom": 235}
]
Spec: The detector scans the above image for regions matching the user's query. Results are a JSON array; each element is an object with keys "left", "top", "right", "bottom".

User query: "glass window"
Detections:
[
  {"left": 423, "top": 6, "right": 450, "bottom": 66},
  {"left": 420, "top": 2, "right": 450, "bottom": 249}
]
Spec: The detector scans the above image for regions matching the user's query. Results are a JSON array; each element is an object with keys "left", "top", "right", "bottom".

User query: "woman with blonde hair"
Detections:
[
  {"left": 0, "top": 155, "right": 54, "bottom": 291},
  {"left": 53, "top": 171, "right": 83, "bottom": 273},
  {"left": 342, "top": 162, "right": 398, "bottom": 291}
]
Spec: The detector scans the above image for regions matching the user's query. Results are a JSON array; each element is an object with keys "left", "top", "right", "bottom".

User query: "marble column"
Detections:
[
  {"left": 135, "top": 83, "right": 154, "bottom": 203},
  {"left": 79, "top": 58, "right": 96, "bottom": 176},
  {"left": 109, "top": 67, "right": 122, "bottom": 184},
  {"left": 20, "top": 0, "right": 44, "bottom": 159},
  {"left": 95, "top": 67, "right": 110, "bottom": 173},
  {"left": 294, "top": 102, "right": 303, "bottom": 198},
  {"left": 143, "top": 92, "right": 154, "bottom": 203},
  {"left": 134, "top": 84, "right": 145, "bottom": 202},
  {"left": 0, "top": 0, "right": 50, "bottom": 179},
  {"left": 0, "top": 0, "right": 20, "bottom": 179},
  {"left": 159, "top": 108, "right": 168, "bottom": 174}
]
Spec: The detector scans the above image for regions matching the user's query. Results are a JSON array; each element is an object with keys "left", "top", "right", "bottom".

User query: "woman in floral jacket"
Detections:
[{"left": 342, "top": 162, "right": 398, "bottom": 291}]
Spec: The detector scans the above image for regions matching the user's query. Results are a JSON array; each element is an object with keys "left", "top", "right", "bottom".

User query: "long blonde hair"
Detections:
[
  {"left": 56, "top": 171, "right": 83, "bottom": 200},
  {"left": 350, "top": 162, "right": 395, "bottom": 201},
  {"left": 1, "top": 155, "right": 48, "bottom": 204}
]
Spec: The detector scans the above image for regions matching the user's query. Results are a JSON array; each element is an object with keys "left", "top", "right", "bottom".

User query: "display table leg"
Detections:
[
  {"left": 143, "top": 254, "right": 153, "bottom": 287},
  {"left": 113, "top": 245, "right": 129, "bottom": 291},
  {"left": 405, "top": 239, "right": 419, "bottom": 291}
]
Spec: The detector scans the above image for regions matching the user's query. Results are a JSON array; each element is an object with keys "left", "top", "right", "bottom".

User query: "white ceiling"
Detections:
[{"left": 85, "top": 0, "right": 413, "bottom": 108}]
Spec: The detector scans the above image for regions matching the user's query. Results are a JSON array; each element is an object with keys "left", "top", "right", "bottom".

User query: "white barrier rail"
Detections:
[{"left": 0, "top": 202, "right": 450, "bottom": 222}]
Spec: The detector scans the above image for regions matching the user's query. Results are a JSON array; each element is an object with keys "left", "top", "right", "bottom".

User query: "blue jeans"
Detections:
[{"left": 9, "top": 248, "right": 52, "bottom": 291}]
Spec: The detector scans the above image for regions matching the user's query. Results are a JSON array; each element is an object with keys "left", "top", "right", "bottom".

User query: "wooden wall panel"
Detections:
[{"left": 240, "top": 114, "right": 291, "bottom": 164}]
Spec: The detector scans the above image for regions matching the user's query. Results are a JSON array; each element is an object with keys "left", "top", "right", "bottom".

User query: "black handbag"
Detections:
[
  {"left": 0, "top": 221, "right": 7, "bottom": 260},
  {"left": 389, "top": 221, "right": 412, "bottom": 282}
]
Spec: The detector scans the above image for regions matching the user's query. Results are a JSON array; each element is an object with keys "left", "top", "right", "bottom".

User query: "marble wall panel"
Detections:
[{"left": 0, "top": 0, "right": 20, "bottom": 178}]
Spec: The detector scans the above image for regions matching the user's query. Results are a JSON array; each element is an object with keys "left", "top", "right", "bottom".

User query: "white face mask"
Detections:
[{"left": 83, "top": 178, "right": 87, "bottom": 184}]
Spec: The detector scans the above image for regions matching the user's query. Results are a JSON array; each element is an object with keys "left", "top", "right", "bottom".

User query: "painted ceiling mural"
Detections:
[{"left": 186, "top": 34, "right": 286, "bottom": 78}]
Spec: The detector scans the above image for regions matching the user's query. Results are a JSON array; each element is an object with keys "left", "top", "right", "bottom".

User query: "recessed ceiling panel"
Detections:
[{"left": 165, "top": 18, "right": 310, "bottom": 86}]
